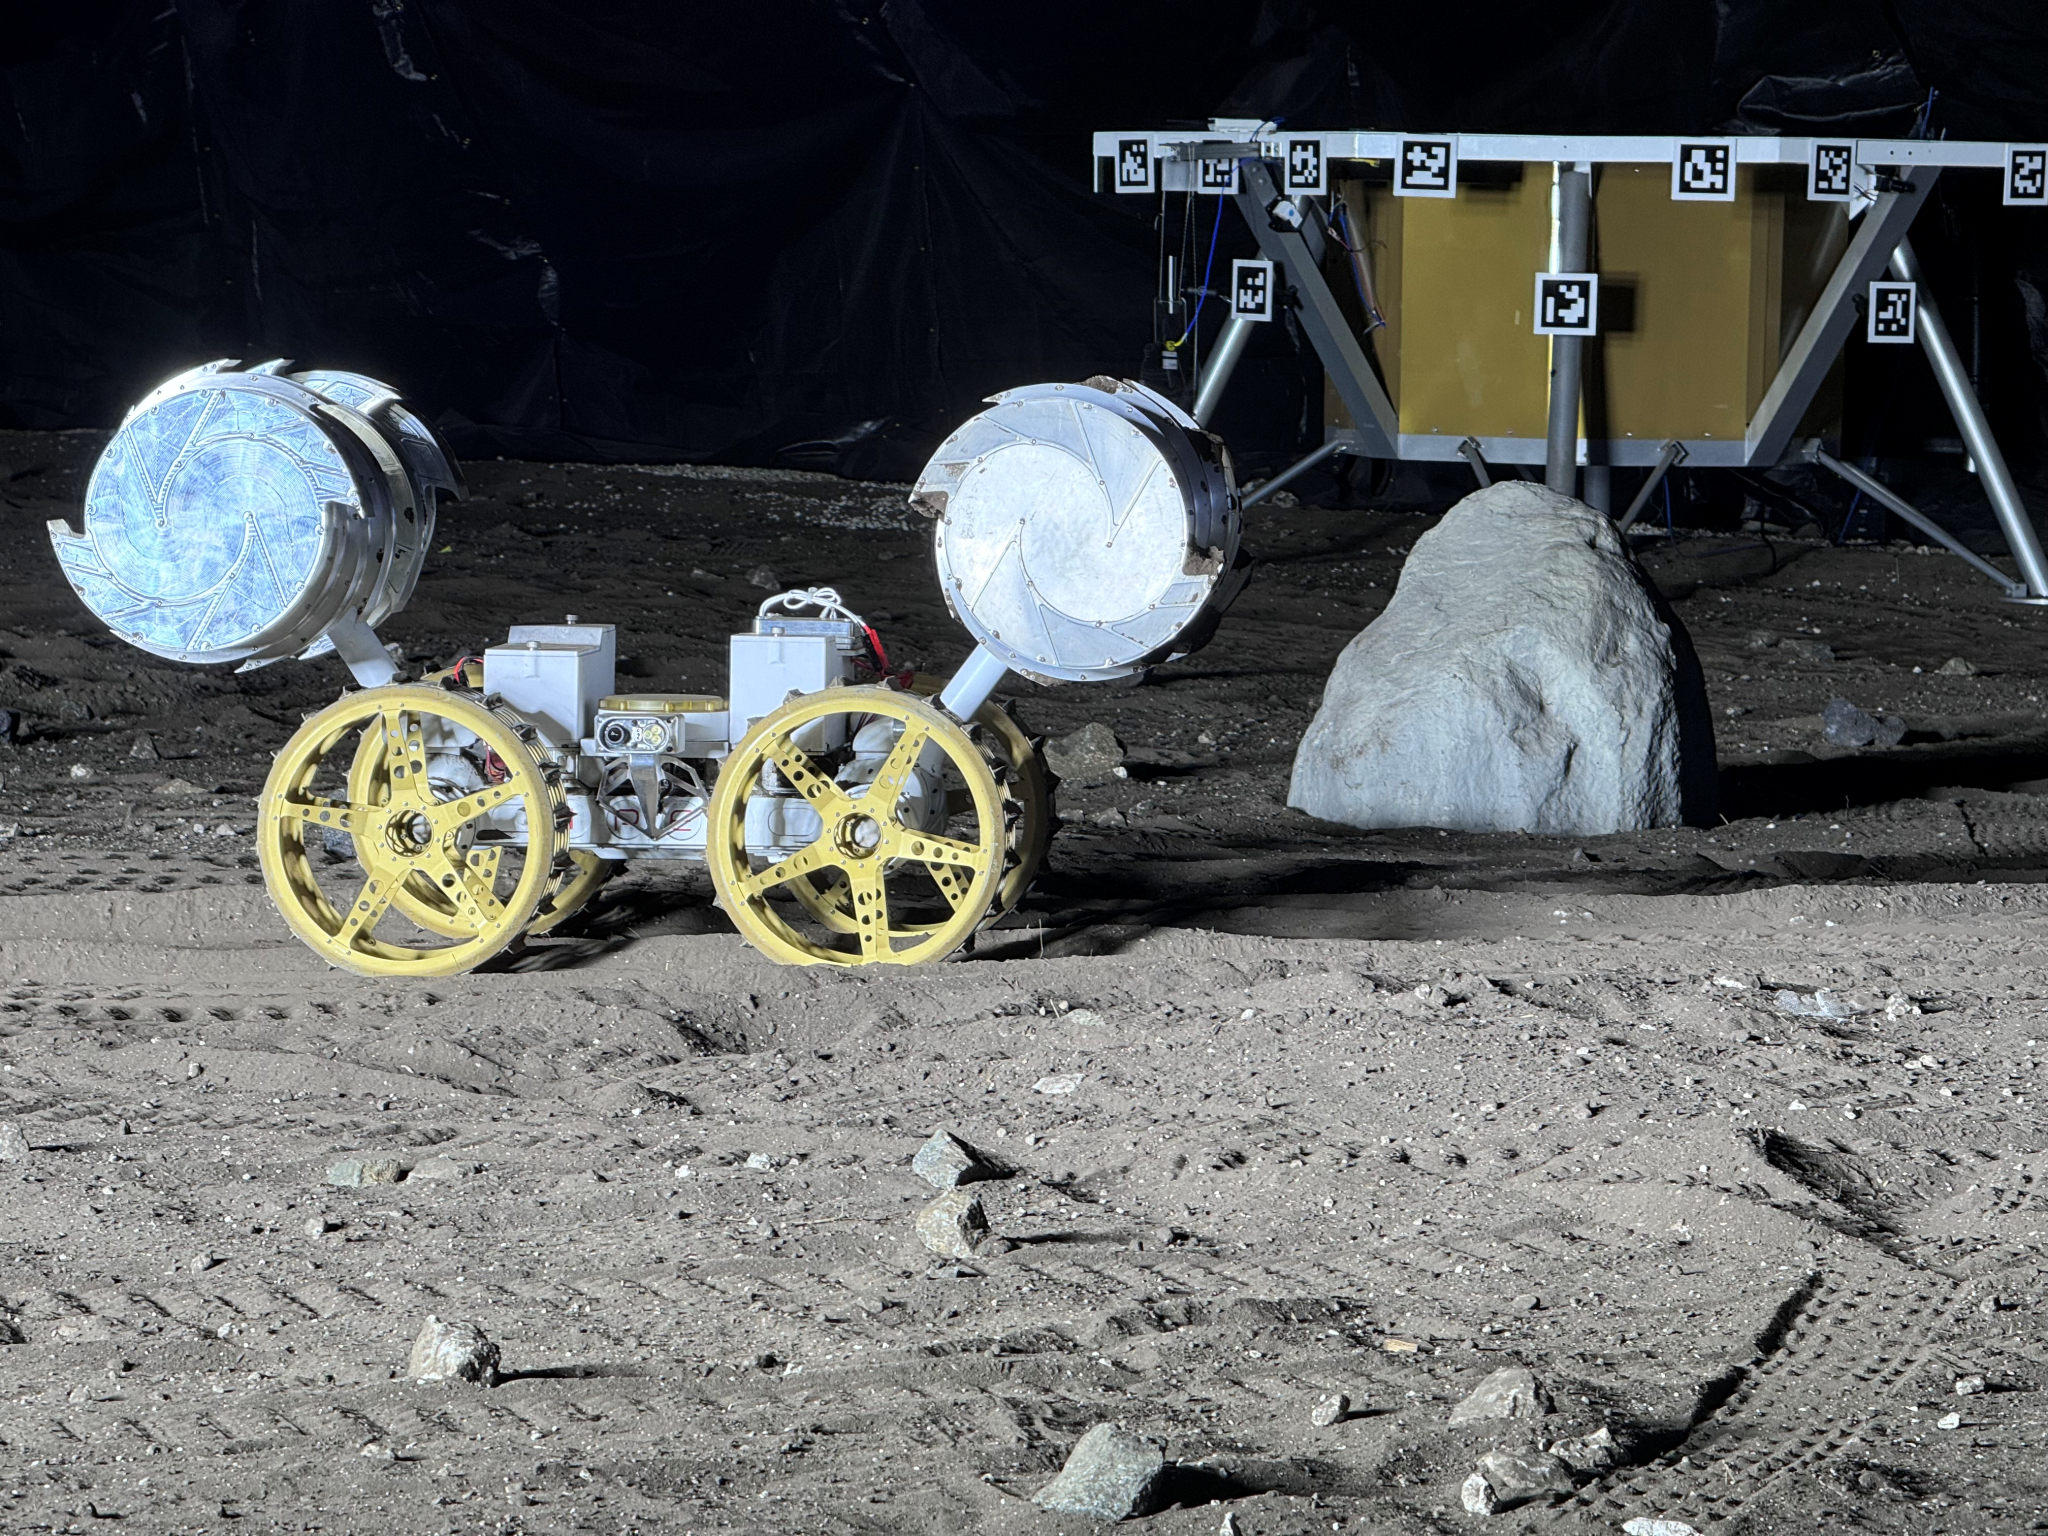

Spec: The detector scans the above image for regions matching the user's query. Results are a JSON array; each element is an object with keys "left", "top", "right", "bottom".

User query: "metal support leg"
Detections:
[
  {"left": 1582, "top": 465, "right": 1612, "bottom": 515},
  {"left": 1457, "top": 437, "right": 1492, "bottom": 489},
  {"left": 938, "top": 643, "right": 1011, "bottom": 721},
  {"left": 1815, "top": 450, "right": 2026, "bottom": 597},
  {"left": 1233, "top": 159, "right": 1399, "bottom": 457},
  {"left": 1192, "top": 313, "right": 1256, "bottom": 428},
  {"left": 1889, "top": 238, "right": 2048, "bottom": 600},
  {"left": 1544, "top": 164, "right": 1593, "bottom": 495},
  {"left": 1616, "top": 439, "right": 1686, "bottom": 532},
  {"left": 323, "top": 611, "right": 400, "bottom": 689},
  {"left": 1242, "top": 438, "right": 1343, "bottom": 508}
]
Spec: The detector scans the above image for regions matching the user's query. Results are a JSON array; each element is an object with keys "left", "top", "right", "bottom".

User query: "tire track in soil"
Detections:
[{"left": 1537, "top": 1265, "right": 1971, "bottom": 1530}]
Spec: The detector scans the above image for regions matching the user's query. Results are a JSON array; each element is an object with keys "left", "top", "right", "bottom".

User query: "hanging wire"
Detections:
[{"left": 1164, "top": 175, "right": 1228, "bottom": 354}]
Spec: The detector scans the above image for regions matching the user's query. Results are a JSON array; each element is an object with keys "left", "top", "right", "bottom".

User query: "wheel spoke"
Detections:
[
  {"left": 378, "top": 708, "right": 433, "bottom": 808},
  {"left": 735, "top": 839, "right": 838, "bottom": 902},
  {"left": 887, "top": 829, "right": 986, "bottom": 869},
  {"left": 273, "top": 796, "right": 360, "bottom": 833},
  {"left": 844, "top": 861, "right": 890, "bottom": 960},
  {"left": 863, "top": 720, "right": 930, "bottom": 817},
  {"left": 418, "top": 846, "right": 506, "bottom": 926},
  {"left": 762, "top": 735, "right": 852, "bottom": 817},
  {"left": 927, "top": 862, "right": 969, "bottom": 911},
  {"left": 426, "top": 783, "right": 519, "bottom": 836},
  {"left": 333, "top": 872, "right": 398, "bottom": 945}
]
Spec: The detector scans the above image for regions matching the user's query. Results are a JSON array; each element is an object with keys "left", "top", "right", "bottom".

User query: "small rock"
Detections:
[
  {"left": 0, "top": 708, "right": 17, "bottom": 743},
  {"left": 409, "top": 1315, "right": 500, "bottom": 1386},
  {"left": 408, "top": 1155, "right": 469, "bottom": 1182},
  {"left": 1034, "top": 1073, "right": 1082, "bottom": 1096},
  {"left": 746, "top": 565, "right": 781, "bottom": 591},
  {"left": 327, "top": 1156, "right": 404, "bottom": 1188},
  {"left": 1460, "top": 1448, "right": 1574, "bottom": 1514},
  {"left": 185, "top": 1061, "right": 203, "bottom": 1078},
  {"left": 1774, "top": 987, "right": 1874, "bottom": 1019},
  {"left": 129, "top": 733, "right": 160, "bottom": 760},
  {"left": 1509, "top": 1293, "right": 1541, "bottom": 1312},
  {"left": 1033, "top": 1423, "right": 1168, "bottom": 1521},
  {"left": 745, "top": 1152, "right": 776, "bottom": 1170},
  {"left": 1976, "top": 1295, "right": 2003, "bottom": 1315},
  {"left": 1954, "top": 1374, "right": 1987, "bottom": 1396},
  {"left": 915, "top": 1188, "right": 990, "bottom": 1259},
  {"left": 1782, "top": 638, "right": 1836, "bottom": 664},
  {"left": 1745, "top": 630, "right": 1779, "bottom": 650},
  {"left": 1309, "top": 1392, "right": 1350, "bottom": 1427},
  {"left": 1380, "top": 1336, "right": 1419, "bottom": 1353},
  {"left": 1885, "top": 993, "right": 1922, "bottom": 1021},
  {"left": 912, "top": 1129, "right": 1006, "bottom": 1190},
  {"left": 1548, "top": 1425, "right": 1621, "bottom": 1474},
  {"left": 1935, "top": 656, "right": 1978, "bottom": 676},
  {"left": 1043, "top": 723, "right": 1126, "bottom": 786},
  {"left": 1622, "top": 1521, "right": 1701, "bottom": 1536},
  {"left": 1575, "top": 1102, "right": 1601, "bottom": 1120},
  {"left": 1936, "top": 1410, "right": 1962, "bottom": 1430},
  {"left": 68, "top": 762, "right": 94, "bottom": 781},
  {"left": 303, "top": 1217, "right": 335, "bottom": 1237},
  {"left": 359, "top": 1441, "right": 394, "bottom": 1461},
  {"left": 156, "top": 776, "right": 207, "bottom": 796},
  {"left": 1088, "top": 808, "right": 1127, "bottom": 828},
  {"left": 191, "top": 1253, "right": 218, "bottom": 1274},
  {"left": 1821, "top": 697, "right": 1905, "bottom": 749},
  {"left": 0, "top": 1122, "right": 30, "bottom": 1161},
  {"left": 1448, "top": 1365, "right": 1553, "bottom": 1424}
]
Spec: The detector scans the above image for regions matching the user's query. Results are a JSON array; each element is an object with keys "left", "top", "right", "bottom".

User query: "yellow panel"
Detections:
[
  {"left": 1590, "top": 165, "right": 1776, "bottom": 444},
  {"left": 1320, "top": 162, "right": 1841, "bottom": 448},
  {"left": 1394, "top": 172, "right": 1552, "bottom": 440}
]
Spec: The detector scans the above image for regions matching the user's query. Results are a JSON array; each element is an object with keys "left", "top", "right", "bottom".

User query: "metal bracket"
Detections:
[
  {"left": 1230, "top": 158, "right": 1399, "bottom": 458},
  {"left": 1744, "top": 176, "right": 1935, "bottom": 468}
]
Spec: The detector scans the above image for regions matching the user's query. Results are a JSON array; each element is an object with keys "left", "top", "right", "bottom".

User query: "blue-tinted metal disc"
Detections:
[{"left": 52, "top": 382, "right": 359, "bottom": 662}]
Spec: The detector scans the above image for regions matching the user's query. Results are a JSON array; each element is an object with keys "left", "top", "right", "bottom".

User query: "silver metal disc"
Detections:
[
  {"left": 52, "top": 380, "right": 364, "bottom": 663},
  {"left": 917, "top": 379, "right": 1239, "bottom": 681}
]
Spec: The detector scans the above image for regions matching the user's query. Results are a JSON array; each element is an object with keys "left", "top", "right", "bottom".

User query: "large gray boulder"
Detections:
[{"left": 1289, "top": 483, "right": 1714, "bottom": 834}]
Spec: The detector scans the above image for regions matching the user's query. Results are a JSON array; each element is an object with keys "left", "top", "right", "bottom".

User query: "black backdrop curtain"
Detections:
[{"left": 3, "top": 2, "right": 2045, "bottom": 479}]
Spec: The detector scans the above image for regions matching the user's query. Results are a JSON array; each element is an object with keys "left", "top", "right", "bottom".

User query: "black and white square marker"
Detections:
[
  {"left": 1114, "top": 136, "right": 1155, "bottom": 194},
  {"left": 1283, "top": 135, "right": 1326, "bottom": 196},
  {"left": 1867, "top": 281, "right": 1916, "bottom": 345},
  {"left": 1196, "top": 157, "right": 1239, "bottom": 196},
  {"left": 2007, "top": 145, "right": 2048, "bottom": 207},
  {"left": 1672, "top": 140, "right": 1736, "bottom": 201},
  {"left": 1533, "top": 273, "right": 1599, "bottom": 336},
  {"left": 1231, "top": 259, "right": 1275, "bottom": 322},
  {"left": 1810, "top": 142, "right": 1854, "bottom": 202},
  {"left": 1395, "top": 137, "right": 1456, "bottom": 198}
]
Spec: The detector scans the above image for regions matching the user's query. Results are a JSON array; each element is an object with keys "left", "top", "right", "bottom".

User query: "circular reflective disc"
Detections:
[{"left": 54, "top": 383, "right": 360, "bottom": 660}]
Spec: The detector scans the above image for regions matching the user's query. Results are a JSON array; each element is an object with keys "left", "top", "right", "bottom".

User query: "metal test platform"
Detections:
[{"left": 1092, "top": 124, "right": 2048, "bottom": 601}]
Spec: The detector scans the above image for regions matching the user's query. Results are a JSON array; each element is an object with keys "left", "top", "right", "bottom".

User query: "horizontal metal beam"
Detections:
[{"left": 1096, "top": 129, "right": 2021, "bottom": 171}]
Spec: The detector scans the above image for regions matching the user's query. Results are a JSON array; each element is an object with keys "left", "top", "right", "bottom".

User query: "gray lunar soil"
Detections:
[{"left": 1, "top": 429, "right": 2046, "bottom": 1534}]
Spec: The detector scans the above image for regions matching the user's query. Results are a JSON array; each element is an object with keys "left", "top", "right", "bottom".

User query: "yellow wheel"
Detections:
[
  {"left": 527, "top": 850, "right": 615, "bottom": 936},
  {"left": 787, "top": 674, "right": 1049, "bottom": 934},
  {"left": 345, "top": 736, "right": 611, "bottom": 938},
  {"left": 706, "top": 686, "right": 1003, "bottom": 966},
  {"left": 257, "top": 684, "right": 564, "bottom": 977}
]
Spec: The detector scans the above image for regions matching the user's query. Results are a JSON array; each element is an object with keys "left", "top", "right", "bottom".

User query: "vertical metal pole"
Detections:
[
  {"left": 1192, "top": 313, "right": 1256, "bottom": 427},
  {"left": 1890, "top": 238, "right": 2048, "bottom": 598},
  {"left": 1544, "top": 164, "right": 1593, "bottom": 494}
]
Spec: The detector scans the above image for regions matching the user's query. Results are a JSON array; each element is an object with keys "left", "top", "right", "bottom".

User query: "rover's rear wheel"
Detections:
[
  {"left": 258, "top": 685, "right": 562, "bottom": 977},
  {"left": 705, "top": 686, "right": 1002, "bottom": 967}
]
